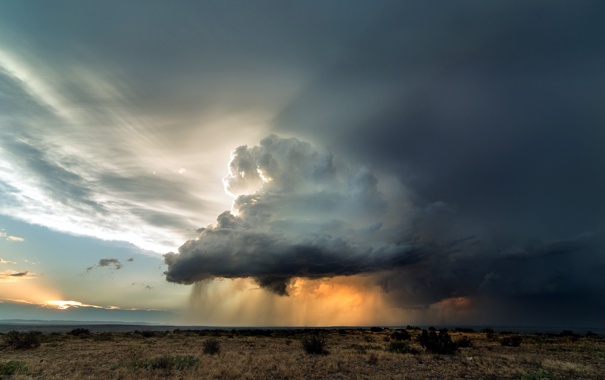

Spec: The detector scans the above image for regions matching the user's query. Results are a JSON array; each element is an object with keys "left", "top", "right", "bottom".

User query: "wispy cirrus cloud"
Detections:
[
  {"left": 1, "top": 297, "right": 168, "bottom": 314},
  {"left": 0, "top": 47, "right": 247, "bottom": 253}
]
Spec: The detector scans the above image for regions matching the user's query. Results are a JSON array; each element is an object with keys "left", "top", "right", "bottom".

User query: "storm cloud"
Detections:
[
  {"left": 166, "top": 132, "right": 605, "bottom": 325},
  {"left": 164, "top": 135, "right": 491, "bottom": 296},
  {"left": 165, "top": 135, "right": 426, "bottom": 294}
]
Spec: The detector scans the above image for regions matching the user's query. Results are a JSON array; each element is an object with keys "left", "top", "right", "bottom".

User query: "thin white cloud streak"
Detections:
[
  {"left": 0, "top": 45, "right": 273, "bottom": 253},
  {"left": 0, "top": 297, "right": 167, "bottom": 313},
  {"left": 0, "top": 230, "right": 24, "bottom": 242},
  {"left": 0, "top": 48, "right": 75, "bottom": 121}
]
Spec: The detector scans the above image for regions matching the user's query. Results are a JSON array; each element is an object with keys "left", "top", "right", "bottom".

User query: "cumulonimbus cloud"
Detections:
[
  {"left": 164, "top": 134, "right": 605, "bottom": 325},
  {"left": 164, "top": 135, "right": 428, "bottom": 295}
]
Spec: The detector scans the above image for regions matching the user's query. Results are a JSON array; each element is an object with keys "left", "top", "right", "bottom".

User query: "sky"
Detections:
[{"left": 1, "top": 1, "right": 604, "bottom": 327}]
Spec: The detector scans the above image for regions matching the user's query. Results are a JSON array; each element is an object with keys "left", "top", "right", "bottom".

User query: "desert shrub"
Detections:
[
  {"left": 202, "top": 338, "right": 220, "bottom": 355},
  {"left": 42, "top": 332, "right": 67, "bottom": 344},
  {"left": 418, "top": 329, "right": 458, "bottom": 355},
  {"left": 501, "top": 335, "right": 522, "bottom": 347},
  {"left": 370, "top": 327, "right": 384, "bottom": 332},
  {"left": 131, "top": 355, "right": 199, "bottom": 371},
  {"left": 0, "top": 361, "right": 27, "bottom": 376},
  {"left": 3, "top": 330, "right": 42, "bottom": 349},
  {"left": 69, "top": 328, "right": 90, "bottom": 337},
  {"left": 238, "top": 329, "right": 272, "bottom": 337},
  {"left": 363, "top": 335, "right": 375, "bottom": 343},
  {"left": 559, "top": 330, "right": 579, "bottom": 339},
  {"left": 367, "top": 353, "right": 379, "bottom": 365},
  {"left": 456, "top": 336, "right": 473, "bottom": 348},
  {"left": 518, "top": 368, "right": 563, "bottom": 380},
  {"left": 350, "top": 344, "right": 382, "bottom": 353},
  {"left": 301, "top": 335, "right": 328, "bottom": 355},
  {"left": 138, "top": 330, "right": 160, "bottom": 338},
  {"left": 390, "top": 330, "right": 411, "bottom": 341},
  {"left": 387, "top": 341, "right": 419, "bottom": 354},
  {"left": 482, "top": 328, "right": 497, "bottom": 340}
]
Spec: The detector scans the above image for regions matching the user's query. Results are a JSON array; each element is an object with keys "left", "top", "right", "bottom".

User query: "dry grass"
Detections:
[{"left": 0, "top": 329, "right": 603, "bottom": 379}]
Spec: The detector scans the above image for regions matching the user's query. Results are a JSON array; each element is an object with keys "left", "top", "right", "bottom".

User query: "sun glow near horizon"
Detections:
[{"left": 44, "top": 300, "right": 115, "bottom": 310}]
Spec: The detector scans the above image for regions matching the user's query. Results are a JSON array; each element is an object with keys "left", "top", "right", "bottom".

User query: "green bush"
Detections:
[
  {"left": 202, "top": 338, "right": 220, "bottom": 355},
  {"left": 386, "top": 341, "right": 419, "bottom": 354},
  {"left": 301, "top": 335, "right": 328, "bottom": 355},
  {"left": 418, "top": 329, "right": 458, "bottom": 355},
  {"left": 390, "top": 330, "right": 411, "bottom": 341},
  {"left": 0, "top": 361, "right": 27, "bottom": 376},
  {"left": 3, "top": 330, "right": 42, "bottom": 349},
  {"left": 131, "top": 355, "right": 199, "bottom": 371}
]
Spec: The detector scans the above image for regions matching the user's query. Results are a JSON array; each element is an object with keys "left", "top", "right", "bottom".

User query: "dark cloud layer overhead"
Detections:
[
  {"left": 267, "top": 2, "right": 605, "bottom": 324},
  {"left": 164, "top": 1, "right": 605, "bottom": 325},
  {"left": 164, "top": 132, "right": 605, "bottom": 327}
]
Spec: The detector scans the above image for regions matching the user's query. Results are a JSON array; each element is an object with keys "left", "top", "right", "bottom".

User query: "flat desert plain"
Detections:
[{"left": 1, "top": 328, "right": 604, "bottom": 379}]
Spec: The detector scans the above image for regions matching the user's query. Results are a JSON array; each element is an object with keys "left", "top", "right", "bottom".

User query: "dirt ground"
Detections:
[{"left": 1, "top": 328, "right": 604, "bottom": 379}]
